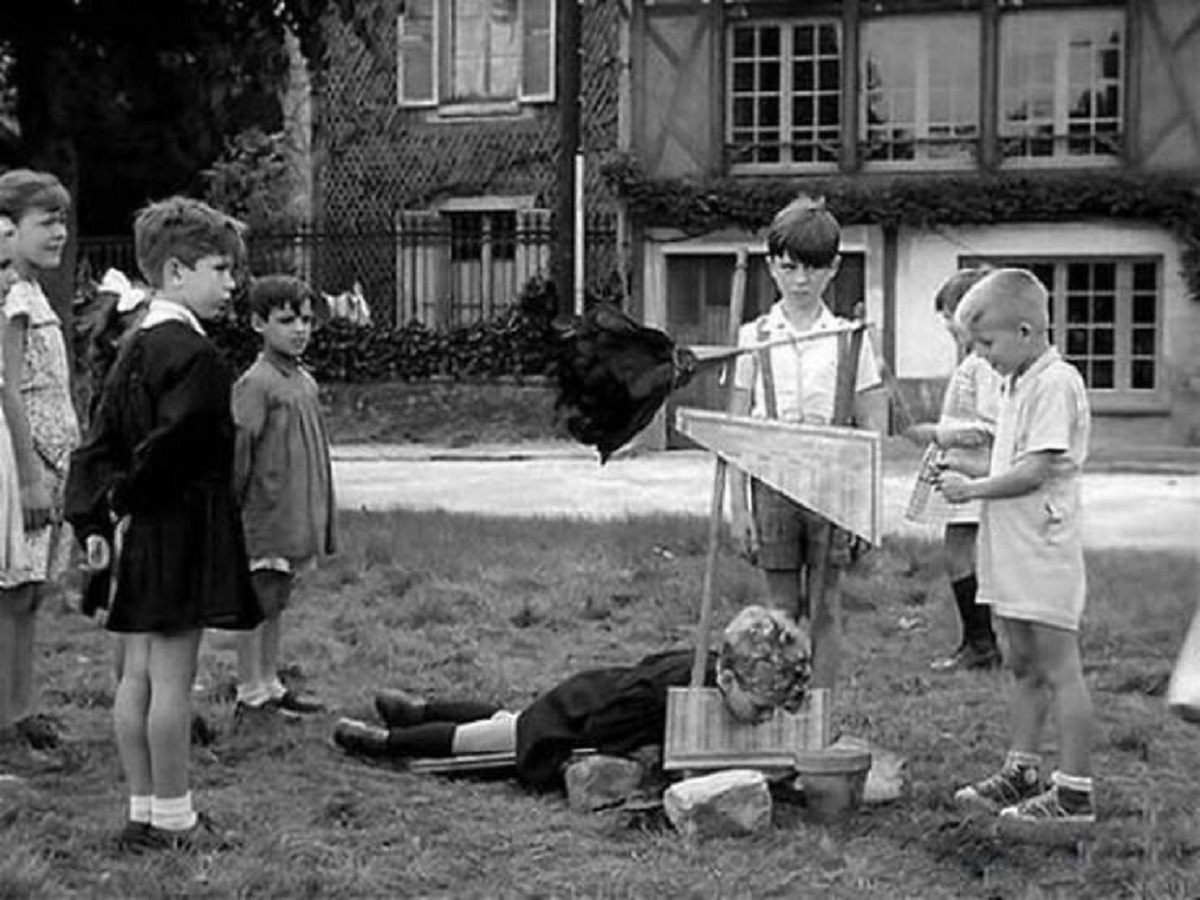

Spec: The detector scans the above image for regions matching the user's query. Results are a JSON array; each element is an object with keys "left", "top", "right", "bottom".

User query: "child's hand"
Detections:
[
  {"left": 936, "top": 422, "right": 992, "bottom": 448},
  {"left": 901, "top": 423, "right": 938, "bottom": 446},
  {"left": 936, "top": 471, "right": 975, "bottom": 504},
  {"left": 20, "top": 481, "right": 53, "bottom": 530},
  {"left": 85, "top": 535, "right": 112, "bottom": 572}
]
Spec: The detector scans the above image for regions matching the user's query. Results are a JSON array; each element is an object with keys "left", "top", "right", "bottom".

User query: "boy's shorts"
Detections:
[
  {"left": 750, "top": 479, "right": 857, "bottom": 571},
  {"left": 250, "top": 569, "right": 296, "bottom": 619}
]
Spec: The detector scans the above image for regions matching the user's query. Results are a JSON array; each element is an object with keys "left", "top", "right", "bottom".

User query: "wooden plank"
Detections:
[
  {"left": 409, "top": 752, "right": 516, "bottom": 775},
  {"left": 663, "top": 687, "right": 829, "bottom": 772},
  {"left": 675, "top": 408, "right": 882, "bottom": 544}
]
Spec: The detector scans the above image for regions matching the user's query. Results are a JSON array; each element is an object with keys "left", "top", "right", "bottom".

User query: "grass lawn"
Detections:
[{"left": 2, "top": 510, "right": 1198, "bottom": 899}]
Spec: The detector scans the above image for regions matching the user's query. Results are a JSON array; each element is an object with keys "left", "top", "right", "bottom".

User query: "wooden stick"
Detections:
[
  {"left": 688, "top": 321, "right": 869, "bottom": 367},
  {"left": 690, "top": 247, "right": 749, "bottom": 690}
]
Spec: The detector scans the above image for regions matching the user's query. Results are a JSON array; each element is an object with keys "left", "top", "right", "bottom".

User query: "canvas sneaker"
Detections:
[
  {"left": 120, "top": 812, "right": 241, "bottom": 854},
  {"left": 274, "top": 690, "right": 325, "bottom": 714},
  {"left": 954, "top": 764, "right": 1042, "bottom": 814},
  {"left": 999, "top": 785, "right": 1096, "bottom": 829}
]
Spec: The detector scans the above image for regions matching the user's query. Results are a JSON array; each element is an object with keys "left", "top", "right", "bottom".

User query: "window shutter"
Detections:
[
  {"left": 398, "top": 0, "right": 437, "bottom": 106},
  {"left": 396, "top": 210, "right": 448, "bottom": 325},
  {"left": 515, "top": 208, "right": 552, "bottom": 287},
  {"left": 519, "top": 0, "right": 555, "bottom": 101}
]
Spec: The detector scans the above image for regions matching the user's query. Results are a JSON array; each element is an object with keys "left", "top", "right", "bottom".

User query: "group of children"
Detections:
[
  {"left": 0, "top": 172, "right": 1096, "bottom": 853},
  {"left": 709, "top": 197, "right": 1096, "bottom": 830},
  {"left": 0, "top": 171, "right": 337, "bottom": 853}
]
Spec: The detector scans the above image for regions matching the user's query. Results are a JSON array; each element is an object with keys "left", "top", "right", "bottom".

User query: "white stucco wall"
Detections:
[{"left": 894, "top": 221, "right": 1193, "bottom": 383}]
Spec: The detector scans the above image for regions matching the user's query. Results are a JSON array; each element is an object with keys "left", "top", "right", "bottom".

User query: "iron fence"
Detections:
[{"left": 77, "top": 218, "right": 621, "bottom": 327}]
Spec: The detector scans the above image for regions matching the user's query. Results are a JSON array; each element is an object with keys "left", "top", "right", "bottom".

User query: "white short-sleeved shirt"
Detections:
[
  {"left": 732, "top": 302, "right": 881, "bottom": 424},
  {"left": 977, "top": 347, "right": 1092, "bottom": 630}
]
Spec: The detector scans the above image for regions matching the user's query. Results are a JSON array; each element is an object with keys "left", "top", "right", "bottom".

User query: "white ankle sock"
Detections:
[
  {"left": 1005, "top": 750, "right": 1041, "bottom": 770},
  {"left": 129, "top": 795, "right": 152, "bottom": 824},
  {"left": 152, "top": 792, "right": 198, "bottom": 832},
  {"left": 268, "top": 677, "right": 287, "bottom": 700}
]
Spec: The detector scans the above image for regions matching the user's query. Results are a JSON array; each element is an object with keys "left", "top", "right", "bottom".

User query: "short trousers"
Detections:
[
  {"left": 750, "top": 479, "right": 857, "bottom": 571},
  {"left": 251, "top": 569, "right": 295, "bottom": 619}
]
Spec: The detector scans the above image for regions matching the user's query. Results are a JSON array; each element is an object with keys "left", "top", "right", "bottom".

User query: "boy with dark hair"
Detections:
[
  {"left": 232, "top": 274, "right": 337, "bottom": 722},
  {"left": 729, "top": 196, "right": 886, "bottom": 687},
  {"left": 941, "top": 268, "right": 1096, "bottom": 830},
  {"left": 66, "top": 195, "right": 261, "bottom": 852}
]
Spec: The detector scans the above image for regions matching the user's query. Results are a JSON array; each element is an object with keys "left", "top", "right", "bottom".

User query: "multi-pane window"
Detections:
[
  {"left": 999, "top": 10, "right": 1124, "bottom": 161},
  {"left": 398, "top": 0, "right": 554, "bottom": 107},
  {"left": 727, "top": 21, "right": 841, "bottom": 166},
  {"left": 969, "top": 258, "right": 1160, "bottom": 396},
  {"left": 861, "top": 16, "right": 980, "bottom": 165}
]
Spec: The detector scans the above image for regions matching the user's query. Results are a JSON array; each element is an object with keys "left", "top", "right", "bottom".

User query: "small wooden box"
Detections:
[{"left": 662, "top": 687, "right": 830, "bottom": 771}]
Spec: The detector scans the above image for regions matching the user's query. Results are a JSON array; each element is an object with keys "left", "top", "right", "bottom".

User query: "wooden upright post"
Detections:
[{"left": 808, "top": 325, "right": 865, "bottom": 696}]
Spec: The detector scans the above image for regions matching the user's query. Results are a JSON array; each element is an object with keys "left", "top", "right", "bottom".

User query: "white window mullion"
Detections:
[
  {"left": 782, "top": 26, "right": 795, "bottom": 164},
  {"left": 1114, "top": 262, "right": 1132, "bottom": 392}
]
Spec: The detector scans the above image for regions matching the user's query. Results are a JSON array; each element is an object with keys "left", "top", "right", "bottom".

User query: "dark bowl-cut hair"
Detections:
[
  {"left": 248, "top": 274, "right": 317, "bottom": 320},
  {"left": 0, "top": 169, "right": 71, "bottom": 221},
  {"left": 933, "top": 266, "right": 994, "bottom": 316},
  {"left": 766, "top": 195, "right": 841, "bottom": 268},
  {"left": 134, "top": 196, "right": 246, "bottom": 288}
]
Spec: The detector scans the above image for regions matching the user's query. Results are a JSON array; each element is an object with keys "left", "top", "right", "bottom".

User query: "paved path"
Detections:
[{"left": 332, "top": 443, "right": 1200, "bottom": 552}]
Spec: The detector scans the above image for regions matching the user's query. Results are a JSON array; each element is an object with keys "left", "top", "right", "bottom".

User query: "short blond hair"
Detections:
[{"left": 957, "top": 267, "right": 1049, "bottom": 332}]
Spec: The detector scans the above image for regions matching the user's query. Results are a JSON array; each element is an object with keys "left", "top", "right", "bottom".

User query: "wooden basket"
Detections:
[{"left": 663, "top": 686, "right": 830, "bottom": 771}]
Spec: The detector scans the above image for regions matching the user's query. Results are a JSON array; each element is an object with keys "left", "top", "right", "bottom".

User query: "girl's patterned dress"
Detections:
[
  {"left": 0, "top": 280, "right": 81, "bottom": 587},
  {"left": 0, "top": 327, "right": 29, "bottom": 578}
]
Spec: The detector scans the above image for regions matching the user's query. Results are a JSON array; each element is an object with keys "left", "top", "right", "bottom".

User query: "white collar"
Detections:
[
  {"left": 763, "top": 301, "right": 838, "bottom": 335},
  {"left": 140, "top": 298, "right": 206, "bottom": 336}
]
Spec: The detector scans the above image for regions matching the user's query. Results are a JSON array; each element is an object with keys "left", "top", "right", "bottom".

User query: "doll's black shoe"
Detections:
[
  {"left": 374, "top": 690, "right": 426, "bottom": 727},
  {"left": 334, "top": 718, "right": 391, "bottom": 757}
]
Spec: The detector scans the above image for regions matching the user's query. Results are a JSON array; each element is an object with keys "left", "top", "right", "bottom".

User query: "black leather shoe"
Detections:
[
  {"left": 374, "top": 690, "right": 426, "bottom": 727},
  {"left": 333, "top": 718, "right": 391, "bottom": 757}
]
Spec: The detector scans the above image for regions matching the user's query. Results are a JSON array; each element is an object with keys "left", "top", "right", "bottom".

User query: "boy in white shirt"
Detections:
[{"left": 729, "top": 196, "right": 886, "bottom": 688}]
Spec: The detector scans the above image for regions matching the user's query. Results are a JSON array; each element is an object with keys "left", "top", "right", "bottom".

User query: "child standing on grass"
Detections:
[
  {"left": 0, "top": 170, "right": 81, "bottom": 767},
  {"left": 903, "top": 267, "right": 1003, "bottom": 672},
  {"left": 939, "top": 268, "right": 1096, "bottom": 830},
  {"left": 231, "top": 274, "right": 336, "bottom": 722},
  {"left": 728, "top": 196, "right": 886, "bottom": 687},
  {"left": 65, "top": 196, "right": 262, "bottom": 853}
]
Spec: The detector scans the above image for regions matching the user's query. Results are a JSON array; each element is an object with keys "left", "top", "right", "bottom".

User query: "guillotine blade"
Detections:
[{"left": 675, "top": 407, "right": 883, "bottom": 544}]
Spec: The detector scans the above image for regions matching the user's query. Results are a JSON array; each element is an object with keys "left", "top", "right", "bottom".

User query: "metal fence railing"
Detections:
[{"left": 77, "top": 219, "right": 621, "bottom": 327}]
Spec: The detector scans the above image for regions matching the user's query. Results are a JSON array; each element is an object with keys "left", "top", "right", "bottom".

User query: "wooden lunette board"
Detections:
[
  {"left": 675, "top": 408, "right": 883, "bottom": 544},
  {"left": 663, "top": 686, "right": 830, "bottom": 771}
]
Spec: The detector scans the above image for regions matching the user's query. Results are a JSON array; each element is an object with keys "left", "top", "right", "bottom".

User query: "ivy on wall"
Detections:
[{"left": 602, "top": 154, "right": 1200, "bottom": 296}]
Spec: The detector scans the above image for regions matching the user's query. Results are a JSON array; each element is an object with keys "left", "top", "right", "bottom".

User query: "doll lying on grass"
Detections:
[{"left": 334, "top": 605, "right": 811, "bottom": 793}]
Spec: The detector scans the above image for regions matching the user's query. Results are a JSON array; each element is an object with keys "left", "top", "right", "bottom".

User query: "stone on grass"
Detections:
[
  {"left": 663, "top": 769, "right": 772, "bottom": 839},
  {"left": 565, "top": 754, "right": 646, "bottom": 812},
  {"left": 830, "top": 735, "right": 907, "bottom": 804}
]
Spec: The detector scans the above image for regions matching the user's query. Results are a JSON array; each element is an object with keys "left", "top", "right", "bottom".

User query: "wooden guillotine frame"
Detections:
[{"left": 663, "top": 248, "right": 882, "bottom": 771}]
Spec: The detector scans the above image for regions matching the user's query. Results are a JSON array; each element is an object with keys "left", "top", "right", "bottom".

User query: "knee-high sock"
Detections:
[
  {"left": 424, "top": 700, "right": 501, "bottom": 723},
  {"left": 387, "top": 722, "right": 456, "bottom": 757}
]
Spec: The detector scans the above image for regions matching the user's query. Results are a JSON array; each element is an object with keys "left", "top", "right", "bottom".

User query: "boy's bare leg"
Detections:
[
  {"left": 764, "top": 570, "right": 804, "bottom": 622},
  {"left": 0, "top": 586, "right": 36, "bottom": 728},
  {"left": 1031, "top": 623, "right": 1092, "bottom": 777},
  {"left": 236, "top": 626, "right": 267, "bottom": 702},
  {"left": 1002, "top": 619, "right": 1050, "bottom": 755},
  {"left": 113, "top": 634, "right": 153, "bottom": 798},
  {"left": 146, "top": 630, "right": 202, "bottom": 801}
]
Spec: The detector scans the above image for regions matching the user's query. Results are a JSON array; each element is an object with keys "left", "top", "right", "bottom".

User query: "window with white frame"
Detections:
[
  {"left": 727, "top": 20, "right": 842, "bottom": 167},
  {"left": 966, "top": 258, "right": 1161, "bottom": 400},
  {"left": 999, "top": 9, "right": 1124, "bottom": 162},
  {"left": 397, "top": 0, "right": 554, "bottom": 109},
  {"left": 861, "top": 15, "right": 980, "bottom": 165}
]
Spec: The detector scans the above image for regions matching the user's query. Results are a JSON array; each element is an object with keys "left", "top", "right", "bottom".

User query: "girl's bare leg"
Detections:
[
  {"left": 146, "top": 630, "right": 202, "bottom": 800},
  {"left": 0, "top": 585, "right": 37, "bottom": 728},
  {"left": 113, "top": 634, "right": 153, "bottom": 798},
  {"left": 450, "top": 711, "right": 518, "bottom": 755}
]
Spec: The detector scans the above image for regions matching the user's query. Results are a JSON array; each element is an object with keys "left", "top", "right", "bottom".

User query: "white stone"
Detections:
[
  {"left": 663, "top": 769, "right": 772, "bottom": 839},
  {"left": 564, "top": 754, "right": 645, "bottom": 813}
]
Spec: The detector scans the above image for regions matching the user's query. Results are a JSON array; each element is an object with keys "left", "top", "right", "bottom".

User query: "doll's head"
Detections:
[{"left": 716, "top": 605, "right": 812, "bottom": 723}]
